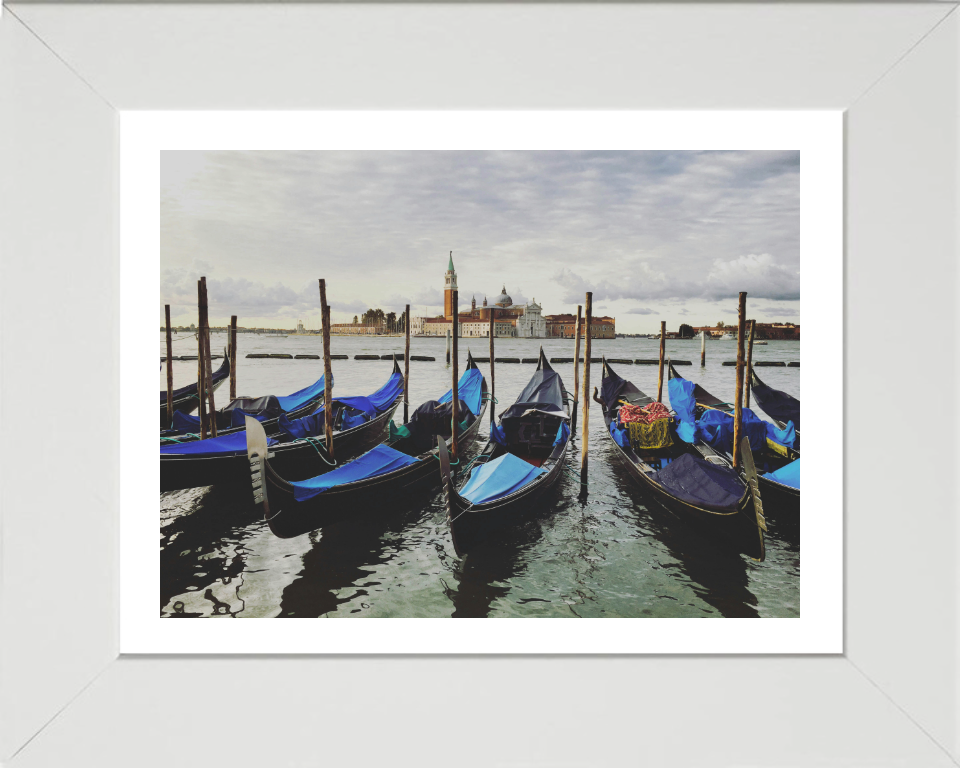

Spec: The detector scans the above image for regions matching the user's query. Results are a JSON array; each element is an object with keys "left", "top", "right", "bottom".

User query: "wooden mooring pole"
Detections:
[
  {"left": 319, "top": 279, "right": 335, "bottom": 461},
  {"left": 229, "top": 315, "right": 238, "bottom": 401},
  {"left": 196, "top": 281, "right": 208, "bottom": 439},
  {"left": 164, "top": 305, "right": 174, "bottom": 429},
  {"left": 572, "top": 304, "right": 582, "bottom": 433},
  {"left": 657, "top": 320, "right": 666, "bottom": 402},
  {"left": 580, "top": 292, "right": 592, "bottom": 478},
  {"left": 445, "top": 329, "right": 451, "bottom": 364},
  {"left": 404, "top": 304, "right": 411, "bottom": 423},
  {"left": 732, "top": 292, "right": 747, "bottom": 470},
  {"left": 488, "top": 311, "right": 495, "bottom": 425},
  {"left": 701, "top": 327, "right": 706, "bottom": 367},
  {"left": 451, "top": 290, "right": 459, "bottom": 462},
  {"left": 199, "top": 277, "right": 217, "bottom": 437},
  {"left": 745, "top": 319, "right": 756, "bottom": 408}
]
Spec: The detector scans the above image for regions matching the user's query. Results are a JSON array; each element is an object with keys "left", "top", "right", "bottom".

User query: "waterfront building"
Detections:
[
  {"left": 544, "top": 313, "right": 616, "bottom": 339},
  {"left": 330, "top": 323, "right": 384, "bottom": 335},
  {"left": 693, "top": 323, "right": 799, "bottom": 340}
]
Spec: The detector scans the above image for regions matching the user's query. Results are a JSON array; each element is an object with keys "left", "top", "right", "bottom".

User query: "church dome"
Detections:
[{"left": 494, "top": 286, "right": 513, "bottom": 307}]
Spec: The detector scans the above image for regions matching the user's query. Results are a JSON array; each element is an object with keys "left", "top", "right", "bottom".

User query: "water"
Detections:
[{"left": 160, "top": 333, "right": 800, "bottom": 618}]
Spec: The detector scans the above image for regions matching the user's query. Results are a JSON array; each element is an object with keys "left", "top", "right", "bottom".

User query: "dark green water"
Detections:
[{"left": 160, "top": 334, "right": 800, "bottom": 618}]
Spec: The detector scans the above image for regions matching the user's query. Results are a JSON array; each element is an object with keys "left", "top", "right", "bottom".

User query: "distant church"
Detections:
[{"left": 413, "top": 253, "right": 546, "bottom": 338}]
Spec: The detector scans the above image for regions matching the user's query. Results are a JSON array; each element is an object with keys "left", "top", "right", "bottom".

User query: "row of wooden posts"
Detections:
[
  {"left": 163, "top": 277, "right": 240, "bottom": 438},
  {"left": 164, "top": 280, "right": 756, "bottom": 479}
]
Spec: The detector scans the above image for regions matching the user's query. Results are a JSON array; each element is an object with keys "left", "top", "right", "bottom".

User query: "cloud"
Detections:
[
  {"left": 161, "top": 150, "right": 799, "bottom": 325},
  {"left": 625, "top": 307, "right": 657, "bottom": 315},
  {"left": 553, "top": 250, "right": 798, "bottom": 305},
  {"left": 704, "top": 253, "right": 799, "bottom": 301}
]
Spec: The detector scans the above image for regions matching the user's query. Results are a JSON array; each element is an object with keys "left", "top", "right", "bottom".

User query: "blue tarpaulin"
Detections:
[
  {"left": 651, "top": 453, "right": 745, "bottom": 512},
  {"left": 161, "top": 430, "right": 278, "bottom": 456},
  {"left": 766, "top": 458, "right": 800, "bottom": 489},
  {"left": 288, "top": 443, "right": 419, "bottom": 502},
  {"left": 609, "top": 420, "right": 630, "bottom": 449},
  {"left": 342, "top": 411, "right": 368, "bottom": 431},
  {"left": 668, "top": 377, "right": 698, "bottom": 443},
  {"left": 171, "top": 409, "right": 203, "bottom": 432},
  {"left": 697, "top": 408, "right": 768, "bottom": 453},
  {"left": 553, "top": 420, "right": 571, "bottom": 448},
  {"left": 351, "top": 371, "right": 404, "bottom": 413},
  {"left": 275, "top": 373, "right": 330, "bottom": 413},
  {"left": 278, "top": 410, "right": 325, "bottom": 440},
  {"left": 168, "top": 374, "right": 327, "bottom": 433},
  {"left": 766, "top": 420, "right": 797, "bottom": 450},
  {"left": 490, "top": 421, "right": 507, "bottom": 445},
  {"left": 438, "top": 367, "right": 484, "bottom": 416},
  {"left": 459, "top": 452, "right": 547, "bottom": 505}
]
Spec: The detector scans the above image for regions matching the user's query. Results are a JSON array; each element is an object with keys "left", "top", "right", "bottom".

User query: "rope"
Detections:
[
  {"left": 164, "top": 333, "right": 200, "bottom": 344},
  {"left": 481, "top": 394, "right": 499, "bottom": 404},
  {"left": 432, "top": 454, "right": 459, "bottom": 466},
  {"left": 160, "top": 433, "right": 200, "bottom": 443},
  {"left": 448, "top": 503, "right": 476, "bottom": 525},
  {"left": 293, "top": 436, "right": 337, "bottom": 466},
  {"left": 561, "top": 461, "right": 589, "bottom": 487}
]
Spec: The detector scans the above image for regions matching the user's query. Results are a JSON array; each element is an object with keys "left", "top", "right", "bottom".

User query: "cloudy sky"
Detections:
[{"left": 161, "top": 150, "right": 800, "bottom": 333}]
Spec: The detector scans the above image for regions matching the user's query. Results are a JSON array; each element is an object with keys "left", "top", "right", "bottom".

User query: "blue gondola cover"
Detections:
[
  {"left": 651, "top": 453, "right": 744, "bottom": 512},
  {"left": 609, "top": 420, "right": 630, "bottom": 448},
  {"left": 766, "top": 420, "right": 797, "bottom": 449},
  {"left": 553, "top": 421, "right": 570, "bottom": 447},
  {"left": 490, "top": 421, "right": 507, "bottom": 445},
  {"left": 438, "top": 367, "right": 484, "bottom": 417},
  {"left": 350, "top": 371, "right": 404, "bottom": 413},
  {"left": 766, "top": 458, "right": 800, "bottom": 489},
  {"left": 697, "top": 408, "right": 769, "bottom": 453},
  {"left": 459, "top": 452, "right": 547, "bottom": 505},
  {"left": 668, "top": 377, "right": 698, "bottom": 443},
  {"left": 161, "top": 430, "right": 278, "bottom": 456},
  {"left": 288, "top": 443, "right": 419, "bottom": 502},
  {"left": 274, "top": 373, "right": 330, "bottom": 413}
]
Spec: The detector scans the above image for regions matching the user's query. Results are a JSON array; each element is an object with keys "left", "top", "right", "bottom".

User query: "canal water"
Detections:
[{"left": 160, "top": 333, "right": 800, "bottom": 618}]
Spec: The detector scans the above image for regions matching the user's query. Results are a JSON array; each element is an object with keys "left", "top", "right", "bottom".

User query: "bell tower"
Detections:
[{"left": 443, "top": 251, "right": 458, "bottom": 319}]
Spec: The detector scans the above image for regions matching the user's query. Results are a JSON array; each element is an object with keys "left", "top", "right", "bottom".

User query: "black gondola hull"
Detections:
[
  {"left": 757, "top": 475, "right": 800, "bottom": 529},
  {"left": 264, "top": 404, "right": 487, "bottom": 538},
  {"left": 606, "top": 438, "right": 764, "bottom": 560},
  {"left": 159, "top": 356, "right": 231, "bottom": 427},
  {"left": 446, "top": 443, "right": 567, "bottom": 557},
  {"left": 442, "top": 348, "right": 572, "bottom": 557}
]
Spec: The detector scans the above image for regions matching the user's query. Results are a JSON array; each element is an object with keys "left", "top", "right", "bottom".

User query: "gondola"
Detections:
[
  {"left": 599, "top": 358, "right": 766, "bottom": 561},
  {"left": 161, "top": 362, "right": 339, "bottom": 443},
  {"left": 667, "top": 361, "right": 799, "bottom": 526},
  {"left": 161, "top": 359, "right": 403, "bottom": 494},
  {"left": 438, "top": 348, "right": 572, "bottom": 557},
  {"left": 244, "top": 352, "right": 489, "bottom": 539},
  {"left": 160, "top": 353, "right": 230, "bottom": 428},
  {"left": 749, "top": 366, "right": 801, "bottom": 436}
]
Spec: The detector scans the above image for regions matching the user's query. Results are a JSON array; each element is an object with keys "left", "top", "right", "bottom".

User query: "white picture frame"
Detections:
[{"left": 2, "top": 3, "right": 958, "bottom": 765}]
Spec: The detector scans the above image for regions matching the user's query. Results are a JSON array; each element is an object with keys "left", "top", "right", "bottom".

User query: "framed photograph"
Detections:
[
  {"left": 126, "top": 111, "right": 838, "bottom": 654},
  {"left": 2, "top": 3, "right": 957, "bottom": 766}
]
